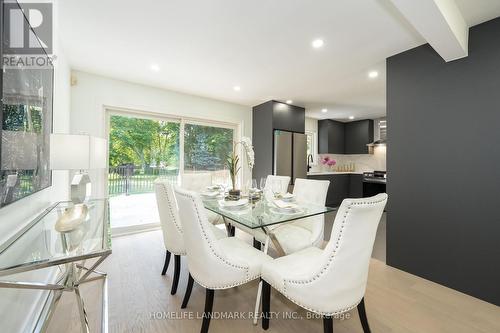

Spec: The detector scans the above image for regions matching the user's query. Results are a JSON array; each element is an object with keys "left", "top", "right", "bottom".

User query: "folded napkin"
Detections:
[{"left": 273, "top": 200, "right": 298, "bottom": 209}]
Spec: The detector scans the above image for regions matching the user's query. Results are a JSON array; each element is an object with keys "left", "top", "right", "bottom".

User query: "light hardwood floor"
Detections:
[{"left": 48, "top": 229, "right": 500, "bottom": 333}]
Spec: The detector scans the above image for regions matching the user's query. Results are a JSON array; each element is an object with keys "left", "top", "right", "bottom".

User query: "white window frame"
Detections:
[{"left": 305, "top": 130, "right": 318, "bottom": 165}]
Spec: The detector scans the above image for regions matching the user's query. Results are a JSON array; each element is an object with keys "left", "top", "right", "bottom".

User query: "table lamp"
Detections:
[{"left": 50, "top": 134, "right": 107, "bottom": 204}]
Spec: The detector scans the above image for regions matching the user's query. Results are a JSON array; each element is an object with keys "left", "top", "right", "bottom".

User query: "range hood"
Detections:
[{"left": 367, "top": 119, "right": 386, "bottom": 150}]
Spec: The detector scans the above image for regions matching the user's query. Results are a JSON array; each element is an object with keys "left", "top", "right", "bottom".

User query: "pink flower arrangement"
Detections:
[{"left": 321, "top": 156, "right": 337, "bottom": 167}]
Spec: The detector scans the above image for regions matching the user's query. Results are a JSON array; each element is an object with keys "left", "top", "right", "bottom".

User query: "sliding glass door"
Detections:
[
  {"left": 183, "top": 122, "right": 235, "bottom": 184},
  {"left": 107, "top": 111, "right": 237, "bottom": 233}
]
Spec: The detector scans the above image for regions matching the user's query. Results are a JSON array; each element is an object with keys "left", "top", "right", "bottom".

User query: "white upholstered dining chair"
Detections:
[
  {"left": 154, "top": 180, "right": 226, "bottom": 296},
  {"left": 174, "top": 186, "right": 272, "bottom": 333},
  {"left": 263, "top": 175, "right": 291, "bottom": 201},
  {"left": 254, "top": 178, "right": 330, "bottom": 254},
  {"left": 260, "top": 193, "right": 388, "bottom": 333},
  {"left": 180, "top": 172, "right": 222, "bottom": 226}
]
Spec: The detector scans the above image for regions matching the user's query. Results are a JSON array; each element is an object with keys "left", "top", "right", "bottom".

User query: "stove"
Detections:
[{"left": 363, "top": 171, "right": 387, "bottom": 184}]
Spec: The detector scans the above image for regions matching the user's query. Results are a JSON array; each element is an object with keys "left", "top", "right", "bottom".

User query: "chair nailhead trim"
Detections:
[
  {"left": 268, "top": 196, "right": 386, "bottom": 315},
  {"left": 176, "top": 190, "right": 251, "bottom": 286}
]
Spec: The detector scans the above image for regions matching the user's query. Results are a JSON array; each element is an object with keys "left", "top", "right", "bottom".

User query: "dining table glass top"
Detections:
[{"left": 202, "top": 196, "right": 335, "bottom": 230}]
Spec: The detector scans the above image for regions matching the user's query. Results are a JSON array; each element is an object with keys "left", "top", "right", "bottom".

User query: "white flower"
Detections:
[{"left": 240, "top": 137, "right": 255, "bottom": 169}]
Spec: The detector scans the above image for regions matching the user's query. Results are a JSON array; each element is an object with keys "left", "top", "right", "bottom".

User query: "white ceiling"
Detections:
[{"left": 58, "top": 0, "right": 500, "bottom": 121}]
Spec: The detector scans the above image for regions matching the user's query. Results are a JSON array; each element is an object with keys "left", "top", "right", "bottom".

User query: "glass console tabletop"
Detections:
[
  {"left": 0, "top": 198, "right": 110, "bottom": 277},
  {"left": 203, "top": 197, "right": 335, "bottom": 230},
  {"left": 0, "top": 199, "right": 111, "bottom": 333}
]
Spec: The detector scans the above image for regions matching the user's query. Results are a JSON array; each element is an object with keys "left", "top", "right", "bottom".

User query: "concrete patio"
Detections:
[{"left": 109, "top": 193, "right": 159, "bottom": 229}]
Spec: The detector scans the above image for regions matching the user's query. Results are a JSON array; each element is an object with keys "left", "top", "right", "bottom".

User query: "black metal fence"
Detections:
[{"left": 108, "top": 165, "right": 178, "bottom": 196}]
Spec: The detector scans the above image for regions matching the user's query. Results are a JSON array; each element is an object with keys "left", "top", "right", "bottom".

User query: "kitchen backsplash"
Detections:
[{"left": 311, "top": 146, "right": 386, "bottom": 172}]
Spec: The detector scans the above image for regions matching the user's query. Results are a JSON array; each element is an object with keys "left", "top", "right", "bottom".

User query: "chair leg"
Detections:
[
  {"left": 170, "top": 255, "right": 181, "bottom": 295},
  {"left": 201, "top": 289, "right": 214, "bottom": 333},
  {"left": 261, "top": 280, "right": 271, "bottom": 330},
  {"left": 161, "top": 250, "right": 171, "bottom": 275},
  {"left": 323, "top": 316, "right": 333, "bottom": 333},
  {"left": 181, "top": 273, "right": 194, "bottom": 309},
  {"left": 253, "top": 238, "right": 262, "bottom": 250},
  {"left": 357, "top": 297, "right": 371, "bottom": 333}
]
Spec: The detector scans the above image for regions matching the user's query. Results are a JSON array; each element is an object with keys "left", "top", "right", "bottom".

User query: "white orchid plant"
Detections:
[{"left": 226, "top": 136, "right": 255, "bottom": 191}]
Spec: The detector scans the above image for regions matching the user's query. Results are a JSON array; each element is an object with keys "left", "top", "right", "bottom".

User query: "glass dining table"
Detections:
[
  {"left": 203, "top": 196, "right": 335, "bottom": 255},
  {"left": 202, "top": 194, "right": 335, "bottom": 325}
]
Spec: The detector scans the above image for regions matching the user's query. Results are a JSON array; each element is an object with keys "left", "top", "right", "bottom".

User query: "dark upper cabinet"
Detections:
[
  {"left": 318, "top": 119, "right": 344, "bottom": 154},
  {"left": 272, "top": 102, "right": 305, "bottom": 133},
  {"left": 318, "top": 119, "right": 373, "bottom": 154},
  {"left": 344, "top": 120, "right": 374, "bottom": 154}
]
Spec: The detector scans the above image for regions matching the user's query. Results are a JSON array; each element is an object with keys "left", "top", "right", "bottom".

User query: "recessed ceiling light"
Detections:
[
  {"left": 321, "top": 108, "right": 328, "bottom": 113},
  {"left": 150, "top": 64, "right": 160, "bottom": 72},
  {"left": 349, "top": 116, "right": 355, "bottom": 120},
  {"left": 233, "top": 86, "right": 241, "bottom": 91},
  {"left": 286, "top": 100, "right": 293, "bottom": 104},
  {"left": 312, "top": 39, "right": 324, "bottom": 49},
  {"left": 368, "top": 71, "right": 379, "bottom": 79}
]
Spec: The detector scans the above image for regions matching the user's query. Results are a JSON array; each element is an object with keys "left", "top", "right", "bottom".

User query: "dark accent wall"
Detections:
[{"left": 387, "top": 18, "right": 500, "bottom": 306}]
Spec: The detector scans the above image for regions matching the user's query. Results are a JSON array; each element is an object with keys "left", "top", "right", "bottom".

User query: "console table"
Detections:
[{"left": 0, "top": 199, "right": 111, "bottom": 333}]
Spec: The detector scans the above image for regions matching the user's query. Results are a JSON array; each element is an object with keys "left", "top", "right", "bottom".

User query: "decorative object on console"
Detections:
[
  {"left": 55, "top": 203, "right": 89, "bottom": 233},
  {"left": 50, "top": 134, "right": 107, "bottom": 204},
  {"left": 226, "top": 136, "right": 254, "bottom": 199}
]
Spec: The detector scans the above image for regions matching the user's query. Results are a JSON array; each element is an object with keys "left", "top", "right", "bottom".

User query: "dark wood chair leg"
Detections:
[
  {"left": 323, "top": 316, "right": 333, "bottom": 333},
  {"left": 161, "top": 250, "right": 171, "bottom": 275},
  {"left": 201, "top": 289, "right": 214, "bottom": 333},
  {"left": 170, "top": 255, "right": 181, "bottom": 295},
  {"left": 253, "top": 238, "right": 262, "bottom": 250},
  {"left": 261, "top": 280, "right": 271, "bottom": 330},
  {"left": 357, "top": 297, "right": 371, "bottom": 333},
  {"left": 181, "top": 273, "right": 194, "bottom": 309}
]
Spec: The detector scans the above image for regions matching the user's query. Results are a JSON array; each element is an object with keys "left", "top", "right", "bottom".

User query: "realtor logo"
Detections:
[{"left": 3, "top": 1, "right": 53, "bottom": 54}]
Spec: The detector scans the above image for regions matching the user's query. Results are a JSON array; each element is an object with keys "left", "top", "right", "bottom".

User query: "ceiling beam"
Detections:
[{"left": 389, "top": 0, "right": 469, "bottom": 62}]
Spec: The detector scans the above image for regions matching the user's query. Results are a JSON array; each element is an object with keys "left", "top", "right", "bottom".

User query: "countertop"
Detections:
[{"left": 307, "top": 171, "right": 364, "bottom": 175}]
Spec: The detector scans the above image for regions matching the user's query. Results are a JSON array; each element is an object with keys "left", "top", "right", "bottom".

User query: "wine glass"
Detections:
[
  {"left": 251, "top": 179, "right": 258, "bottom": 190},
  {"left": 259, "top": 177, "right": 267, "bottom": 190}
]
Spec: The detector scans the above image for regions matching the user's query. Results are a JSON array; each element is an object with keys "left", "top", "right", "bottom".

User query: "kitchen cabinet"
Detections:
[
  {"left": 318, "top": 119, "right": 374, "bottom": 154},
  {"left": 307, "top": 173, "right": 361, "bottom": 207},
  {"left": 345, "top": 120, "right": 374, "bottom": 154},
  {"left": 318, "top": 119, "right": 344, "bottom": 154},
  {"left": 349, "top": 174, "right": 363, "bottom": 198}
]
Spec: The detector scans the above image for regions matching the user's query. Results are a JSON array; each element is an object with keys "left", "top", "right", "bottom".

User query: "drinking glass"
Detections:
[{"left": 259, "top": 177, "right": 267, "bottom": 190}]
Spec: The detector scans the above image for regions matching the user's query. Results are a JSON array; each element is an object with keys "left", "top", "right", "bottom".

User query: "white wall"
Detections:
[
  {"left": 70, "top": 71, "right": 252, "bottom": 197},
  {"left": 0, "top": 1, "right": 72, "bottom": 329}
]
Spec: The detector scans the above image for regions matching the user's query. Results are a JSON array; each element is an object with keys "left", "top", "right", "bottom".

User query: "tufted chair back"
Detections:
[
  {"left": 291, "top": 178, "right": 330, "bottom": 246},
  {"left": 284, "top": 193, "right": 387, "bottom": 314},
  {"left": 264, "top": 175, "right": 290, "bottom": 200},
  {"left": 154, "top": 180, "right": 186, "bottom": 255},
  {"left": 181, "top": 172, "right": 213, "bottom": 192},
  {"left": 174, "top": 186, "right": 254, "bottom": 289}
]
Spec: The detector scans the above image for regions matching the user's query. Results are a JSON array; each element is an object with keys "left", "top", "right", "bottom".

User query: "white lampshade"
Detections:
[{"left": 50, "top": 134, "right": 107, "bottom": 170}]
